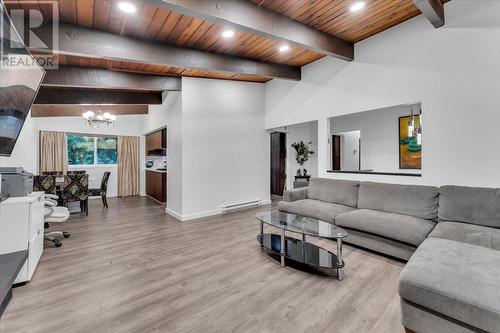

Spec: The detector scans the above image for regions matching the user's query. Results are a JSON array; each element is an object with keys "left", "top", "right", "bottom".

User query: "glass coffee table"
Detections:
[{"left": 256, "top": 211, "right": 348, "bottom": 280}]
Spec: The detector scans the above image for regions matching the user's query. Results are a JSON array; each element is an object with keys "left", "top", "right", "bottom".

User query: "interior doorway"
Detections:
[
  {"left": 332, "top": 133, "right": 361, "bottom": 171},
  {"left": 270, "top": 131, "right": 286, "bottom": 196}
]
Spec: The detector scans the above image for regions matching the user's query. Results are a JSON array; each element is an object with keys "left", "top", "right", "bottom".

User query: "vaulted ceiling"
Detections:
[
  {"left": 252, "top": 0, "right": 434, "bottom": 43},
  {"left": 58, "top": 0, "right": 324, "bottom": 67},
  {"left": 5, "top": 0, "right": 448, "bottom": 83}
]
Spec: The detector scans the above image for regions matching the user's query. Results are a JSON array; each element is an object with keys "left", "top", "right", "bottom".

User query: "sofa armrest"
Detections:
[{"left": 283, "top": 187, "right": 308, "bottom": 202}]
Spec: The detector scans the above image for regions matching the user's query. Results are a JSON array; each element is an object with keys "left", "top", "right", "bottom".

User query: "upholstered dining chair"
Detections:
[
  {"left": 88, "top": 171, "right": 111, "bottom": 208},
  {"left": 67, "top": 170, "right": 86, "bottom": 175},
  {"left": 33, "top": 175, "right": 56, "bottom": 194},
  {"left": 62, "top": 173, "right": 89, "bottom": 216},
  {"left": 41, "top": 171, "right": 63, "bottom": 177}
]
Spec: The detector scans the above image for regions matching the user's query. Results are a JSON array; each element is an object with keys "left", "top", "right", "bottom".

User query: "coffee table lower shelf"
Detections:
[{"left": 257, "top": 233, "right": 344, "bottom": 279}]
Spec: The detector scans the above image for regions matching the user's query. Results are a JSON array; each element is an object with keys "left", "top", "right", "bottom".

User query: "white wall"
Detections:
[
  {"left": 265, "top": 0, "right": 500, "bottom": 188},
  {"left": 330, "top": 104, "right": 418, "bottom": 173},
  {"left": 148, "top": 91, "right": 183, "bottom": 216},
  {"left": 180, "top": 77, "right": 269, "bottom": 220},
  {"left": 144, "top": 91, "right": 172, "bottom": 134}
]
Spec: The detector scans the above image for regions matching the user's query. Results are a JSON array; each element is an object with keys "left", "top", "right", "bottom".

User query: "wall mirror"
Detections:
[{"left": 328, "top": 103, "right": 422, "bottom": 176}]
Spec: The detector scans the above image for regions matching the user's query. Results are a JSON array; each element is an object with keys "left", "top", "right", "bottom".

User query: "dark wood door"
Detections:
[
  {"left": 270, "top": 132, "right": 286, "bottom": 196},
  {"left": 332, "top": 135, "right": 341, "bottom": 170}
]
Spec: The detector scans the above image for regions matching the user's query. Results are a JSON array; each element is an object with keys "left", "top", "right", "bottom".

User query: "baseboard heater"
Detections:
[{"left": 221, "top": 200, "right": 260, "bottom": 213}]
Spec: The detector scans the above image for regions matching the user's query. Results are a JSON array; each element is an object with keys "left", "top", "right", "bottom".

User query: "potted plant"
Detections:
[{"left": 291, "top": 141, "right": 314, "bottom": 176}]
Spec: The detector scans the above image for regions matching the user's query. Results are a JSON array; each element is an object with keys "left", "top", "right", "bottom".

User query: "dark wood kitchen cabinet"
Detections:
[
  {"left": 146, "top": 128, "right": 166, "bottom": 155},
  {"left": 146, "top": 171, "right": 166, "bottom": 203}
]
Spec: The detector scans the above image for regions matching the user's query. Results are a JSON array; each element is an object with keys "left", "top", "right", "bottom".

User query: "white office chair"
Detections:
[{"left": 43, "top": 194, "right": 70, "bottom": 247}]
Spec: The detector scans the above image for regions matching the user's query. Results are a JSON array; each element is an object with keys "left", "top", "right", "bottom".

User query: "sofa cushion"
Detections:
[
  {"left": 278, "top": 199, "right": 355, "bottom": 224},
  {"left": 399, "top": 238, "right": 500, "bottom": 333},
  {"left": 282, "top": 187, "right": 308, "bottom": 202},
  {"left": 357, "top": 182, "right": 439, "bottom": 220},
  {"left": 429, "top": 221, "right": 500, "bottom": 251},
  {"left": 307, "top": 178, "right": 360, "bottom": 208},
  {"left": 341, "top": 228, "right": 416, "bottom": 261},
  {"left": 335, "top": 209, "right": 436, "bottom": 247},
  {"left": 439, "top": 185, "right": 500, "bottom": 228}
]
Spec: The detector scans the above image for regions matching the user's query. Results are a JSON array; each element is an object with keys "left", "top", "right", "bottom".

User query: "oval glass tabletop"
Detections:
[{"left": 256, "top": 211, "right": 348, "bottom": 240}]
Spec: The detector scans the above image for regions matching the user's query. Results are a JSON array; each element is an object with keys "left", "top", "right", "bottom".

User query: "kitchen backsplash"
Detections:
[{"left": 146, "top": 156, "right": 167, "bottom": 169}]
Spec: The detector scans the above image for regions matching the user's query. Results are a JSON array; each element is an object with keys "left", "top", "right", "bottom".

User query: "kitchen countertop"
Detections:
[
  {"left": 145, "top": 169, "right": 167, "bottom": 173},
  {"left": 0, "top": 251, "right": 28, "bottom": 318}
]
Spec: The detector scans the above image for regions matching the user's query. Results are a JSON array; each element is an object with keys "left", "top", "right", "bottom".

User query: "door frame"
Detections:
[{"left": 270, "top": 131, "right": 287, "bottom": 196}]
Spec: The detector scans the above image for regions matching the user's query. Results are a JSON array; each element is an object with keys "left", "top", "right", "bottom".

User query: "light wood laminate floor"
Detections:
[{"left": 0, "top": 197, "right": 405, "bottom": 333}]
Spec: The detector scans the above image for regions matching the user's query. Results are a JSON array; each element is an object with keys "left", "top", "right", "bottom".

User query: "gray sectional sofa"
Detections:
[{"left": 279, "top": 178, "right": 500, "bottom": 333}]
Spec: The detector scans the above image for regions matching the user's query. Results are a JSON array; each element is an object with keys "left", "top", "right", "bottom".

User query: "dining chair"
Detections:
[
  {"left": 41, "top": 171, "right": 63, "bottom": 177},
  {"left": 67, "top": 170, "right": 86, "bottom": 175},
  {"left": 88, "top": 171, "right": 111, "bottom": 208},
  {"left": 62, "top": 173, "right": 89, "bottom": 216},
  {"left": 33, "top": 175, "right": 56, "bottom": 194}
]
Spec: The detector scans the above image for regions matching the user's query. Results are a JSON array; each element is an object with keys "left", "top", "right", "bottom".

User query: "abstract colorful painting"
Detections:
[{"left": 399, "top": 115, "right": 422, "bottom": 169}]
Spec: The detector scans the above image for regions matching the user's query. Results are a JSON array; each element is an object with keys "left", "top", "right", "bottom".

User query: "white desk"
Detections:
[{"left": 0, "top": 193, "right": 44, "bottom": 283}]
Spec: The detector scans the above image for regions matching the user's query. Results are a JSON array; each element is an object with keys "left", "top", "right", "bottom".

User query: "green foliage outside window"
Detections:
[
  {"left": 67, "top": 135, "right": 94, "bottom": 165},
  {"left": 97, "top": 136, "right": 117, "bottom": 164},
  {"left": 67, "top": 134, "right": 117, "bottom": 165}
]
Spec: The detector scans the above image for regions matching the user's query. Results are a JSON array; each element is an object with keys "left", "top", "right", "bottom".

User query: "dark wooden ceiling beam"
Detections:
[
  {"left": 41, "top": 66, "right": 182, "bottom": 91},
  {"left": 31, "top": 104, "right": 149, "bottom": 117},
  {"left": 150, "top": 0, "right": 353, "bottom": 61},
  {"left": 413, "top": 0, "right": 445, "bottom": 28},
  {"left": 34, "top": 87, "right": 163, "bottom": 105},
  {"left": 30, "top": 23, "right": 300, "bottom": 81}
]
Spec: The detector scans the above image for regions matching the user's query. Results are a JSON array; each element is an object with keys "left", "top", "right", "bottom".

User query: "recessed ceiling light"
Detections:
[
  {"left": 350, "top": 1, "right": 366, "bottom": 12},
  {"left": 278, "top": 45, "right": 290, "bottom": 53},
  {"left": 222, "top": 30, "right": 235, "bottom": 38},
  {"left": 118, "top": 2, "right": 137, "bottom": 14}
]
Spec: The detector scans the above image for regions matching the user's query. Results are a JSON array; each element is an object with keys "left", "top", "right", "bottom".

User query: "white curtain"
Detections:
[
  {"left": 39, "top": 131, "right": 68, "bottom": 174},
  {"left": 117, "top": 136, "right": 140, "bottom": 197}
]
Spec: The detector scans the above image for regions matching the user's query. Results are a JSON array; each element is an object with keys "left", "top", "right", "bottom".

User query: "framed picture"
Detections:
[{"left": 399, "top": 115, "right": 422, "bottom": 169}]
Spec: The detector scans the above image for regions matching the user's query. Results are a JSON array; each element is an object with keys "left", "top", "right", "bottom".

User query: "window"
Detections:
[
  {"left": 67, "top": 134, "right": 117, "bottom": 165},
  {"left": 96, "top": 136, "right": 118, "bottom": 164}
]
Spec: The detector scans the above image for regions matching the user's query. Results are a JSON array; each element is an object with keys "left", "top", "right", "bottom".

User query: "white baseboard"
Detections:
[
  {"left": 166, "top": 198, "right": 272, "bottom": 222},
  {"left": 180, "top": 209, "right": 221, "bottom": 221},
  {"left": 165, "top": 207, "right": 183, "bottom": 220},
  {"left": 259, "top": 199, "right": 272, "bottom": 206}
]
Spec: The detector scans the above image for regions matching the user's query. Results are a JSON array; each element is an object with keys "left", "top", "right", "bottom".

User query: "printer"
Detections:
[{"left": 0, "top": 167, "right": 34, "bottom": 198}]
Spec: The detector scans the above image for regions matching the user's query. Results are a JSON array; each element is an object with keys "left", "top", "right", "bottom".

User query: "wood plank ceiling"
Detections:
[
  {"left": 252, "top": 0, "right": 448, "bottom": 43},
  {"left": 7, "top": 0, "right": 325, "bottom": 82},
  {"left": 7, "top": 0, "right": 448, "bottom": 83}
]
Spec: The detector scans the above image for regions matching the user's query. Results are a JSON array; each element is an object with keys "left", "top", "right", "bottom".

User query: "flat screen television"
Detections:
[{"left": 0, "top": 2, "right": 45, "bottom": 157}]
